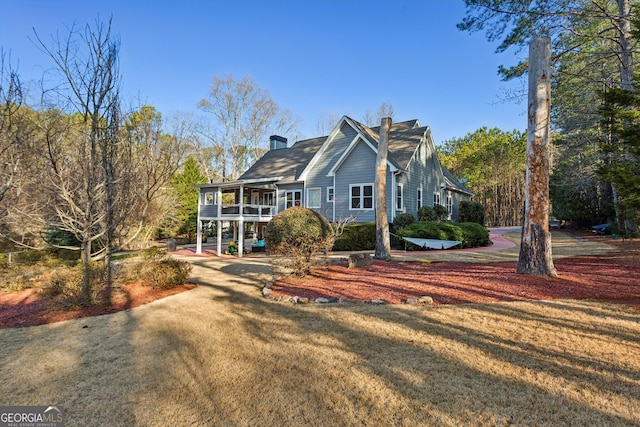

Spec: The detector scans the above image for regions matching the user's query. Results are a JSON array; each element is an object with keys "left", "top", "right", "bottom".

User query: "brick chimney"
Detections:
[{"left": 269, "top": 135, "right": 288, "bottom": 150}]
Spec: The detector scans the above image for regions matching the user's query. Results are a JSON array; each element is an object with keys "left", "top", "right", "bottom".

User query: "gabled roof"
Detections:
[
  {"left": 442, "top": 166, "right": 473, "bottom": 195},
  {"left": 346, "top": 116, "right": 426, "bottom": 171},
  {"left": 238, "top": 135, "right": 325, "bottom": 183}
]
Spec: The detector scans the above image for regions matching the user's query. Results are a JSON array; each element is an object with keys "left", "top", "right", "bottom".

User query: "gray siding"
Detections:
[
  {"left": 397, "top": 136, "right": 448, "bottom": 220},
  {"left": 277, "top": 183, "right": 304, "bottom": 212},
  {"left": 334, "top": 139, "right": 393, "bottom": 223},
  {"left": 304, "top": 123, "right": 357, "bottom": 221}
]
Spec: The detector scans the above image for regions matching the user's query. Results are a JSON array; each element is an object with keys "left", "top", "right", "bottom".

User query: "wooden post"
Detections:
[
  {"left": 375, "top": 117, "right": 392, "bottom": 259},
  {"left": 517, "top": 36, "right": 557, "bottom": 277}
]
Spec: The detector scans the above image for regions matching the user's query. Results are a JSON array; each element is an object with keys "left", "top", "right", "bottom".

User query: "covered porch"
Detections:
[{"left": 196, "top": 178, "right": 280, "bottom": 257}]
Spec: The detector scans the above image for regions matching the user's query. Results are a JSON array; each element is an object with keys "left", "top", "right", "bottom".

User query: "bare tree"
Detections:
[
  {"left": 518, "top": 36, "right": 557, "bottom": 277},
  {"left": 198, "top": 74, "right": 298, "bottom": 181},
  {"left": 0, "top": 51, "right": 23, "bottom": 221},
  {"left": 315, "top": 112, "right": 342, "bottom": 136},
  {"left": 363, "top": 102, "right": 395, "bottom": 128},
  {"left": 34, "top": 17, "right": 125, "bottom": 303},
  {"left": 375, "top": 117, "right": 392, "bottom": 260}
]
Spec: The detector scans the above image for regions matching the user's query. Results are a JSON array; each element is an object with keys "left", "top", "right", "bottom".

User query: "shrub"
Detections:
[
  {"left": 333, "top": 222, "right": 376, "bottom": 251},
  {"left": 396, "top": 222, "right": 489, "bottom": 250},
  {"left": 265, "top": 206, "right": 334, "bottom": 276},
  {"left": 38, "top": 263, "right": 105, "bottom": 306},
  {"left": 459, "top": 201, "right": 486, "bottom": 225},
  {"left": 418, "top": 206, "right": 436, "bottom": 222},
  {"left": 397, "top": 222, "right": 464, "bottom": 244},
  {"left": 456, "top": 222, "right": 491, "bottom": 248},
  {"left": 134, "top": 248, "right": 192, "bottom": 289},
  {"left": 433, "top": 204, "right": 450, "bottom": 221},
  {"left": 393, "top": 213, "right": 416, "bottom": 230}
]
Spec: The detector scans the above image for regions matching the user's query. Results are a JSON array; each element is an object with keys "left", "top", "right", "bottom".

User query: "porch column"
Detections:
[
  {"left": 238, "top": 186, "right": 244, "bottom": 257},
  {"left": 238, "top": 218, "right": 244, "bottom": 258},
  {"left": 196, "top": 219, "right": 203, "bottom": 255},
  {"left": 216, "top": 219, "right": 222, "bottom": 257}
]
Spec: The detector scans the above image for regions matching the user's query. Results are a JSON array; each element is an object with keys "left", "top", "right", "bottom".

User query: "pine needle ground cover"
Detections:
[{"left": 1, "top": 249, "right": 639, "bottom": 426}]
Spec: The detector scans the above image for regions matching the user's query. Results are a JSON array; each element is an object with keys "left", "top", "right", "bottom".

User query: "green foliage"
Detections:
[
  {"left": 398, "top": 222, "right": 464, "bottom": 243},
  {"left": 393, "top": 213, "right": 416, "bottom": 230},
  {"left": 440, "top": 127, "right": 525, "bottom": 226},
  {"left": 418, "top": 206, "right": 436, "bottom": 222},
  {"left": 456, "top": 222, "right": 491, "bottom": 248},
  {"left": 459, "top": 201, "right": 486, "bottom": 225},
  {"left": 418, "top": 205, "right": 449, "bottom": 222},
  {"left": 599, "top": 87, "right": 640, "bottom": 218},
  {"left": 333, "top": 222, "right": 376, "bottom": 251},
  {"left": 265, "top": 206, "right": 334, "bottom": 276},
  {"left": 396, "top": 221, "right": 490, "bottom": 250},
  {"left": 433, "top": 204, "right": 450, "bottom": 221},
  {"left": 132, "top": 248, "right": 193, "bottom": 289},
  {"left": 171, "top": 157, "right": 208, "bottom": 240}
]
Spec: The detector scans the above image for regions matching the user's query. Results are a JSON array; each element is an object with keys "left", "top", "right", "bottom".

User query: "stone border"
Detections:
[{"left": 261, "top": 281, "right": 435, "bottom": 306}]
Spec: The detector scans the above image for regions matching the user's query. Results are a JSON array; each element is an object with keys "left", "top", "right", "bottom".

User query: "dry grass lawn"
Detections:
[{"left": 1, "top": 253, "right": 639, "bottom": 426}]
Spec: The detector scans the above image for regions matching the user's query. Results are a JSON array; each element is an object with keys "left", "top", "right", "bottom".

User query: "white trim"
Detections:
[
  {"left": 306, "top": 187, "right": 321, "bottom": 208},
  {"left": 349, "top": 183, "right": 374, "bottom": 211},
  {"left": 396, "top": 183, "right": 404, "bottom": 211},
  {"left": 285, "top": 190, "right": 302, "bottom": 209},
  {"left": 326, "top": 134, "right": 359, "bottom": 177},
  {"left": 326, "top": 186, "right": 334, "bottom": 202}
]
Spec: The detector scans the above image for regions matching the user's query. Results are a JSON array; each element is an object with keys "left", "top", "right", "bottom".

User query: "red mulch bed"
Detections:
[
  {"left": 0, "top": 282, "right": 196, "bottom": 329},
  {"left": 271, "top": 239, "right": 640, "bottom": 310}
]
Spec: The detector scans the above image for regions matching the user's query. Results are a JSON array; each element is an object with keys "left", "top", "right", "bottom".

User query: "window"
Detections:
[
  {"left": 327, "top": 186, "right": 334, "bottom": 202},
  {"left": 417, "top": 188, "right": 422, "bottom": 208},
  {"left": 286, "top": 190, "right": 302, "bottom": 208},
  {"left": 307, "top": 188, "right": 321, "bottom": 208},
  {"left": 433, "top": 192, "right": 441, "bottom": 206},
  {"left": 263, "top": 192, "right": 274, "bottom": 206},
  {"left": 204, "top": 192, "right": 214, "bottom": 205},
  {"left": 396, "top": 184, "right": 403, "bottom": 210},
  {"left": 446, "top": 193, "right": 453, "bottom": 216},
  {"left": 350, "top": 184, "right": 373, "bottom": 210}
]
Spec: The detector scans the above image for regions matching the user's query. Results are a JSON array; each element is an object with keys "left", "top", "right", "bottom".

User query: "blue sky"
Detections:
[{"left": 2, "top": 0, "right": 527, "bottom": 144}]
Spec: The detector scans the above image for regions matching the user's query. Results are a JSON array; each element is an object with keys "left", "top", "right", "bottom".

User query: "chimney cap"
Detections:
[{"left": 269, "top": 135, "right": 287, "bottom": 143}]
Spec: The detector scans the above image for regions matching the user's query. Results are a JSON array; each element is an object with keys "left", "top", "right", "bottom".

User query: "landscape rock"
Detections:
[
  {"left": 371, "top": 299, "right": 386, "bottom": 305},
  {"left": 418, "top": 296, "right": 434, "bottom": 305},
  {"left": 348, "top": 253, "right": 372, "bottom": 269},
  {"left": 315, "top": 297, "right": 330, "bottom": 304},
  {"left": 406, "top": 297, "right": 418, "bottom": 305}
]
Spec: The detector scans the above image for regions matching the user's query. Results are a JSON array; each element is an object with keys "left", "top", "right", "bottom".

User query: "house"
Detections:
[{"left": 195, "top": 115, "right": 472, "bottom": 256}]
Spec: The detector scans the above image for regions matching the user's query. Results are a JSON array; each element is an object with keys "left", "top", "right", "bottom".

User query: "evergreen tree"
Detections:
[{"left": 171, "top": 158, "right": 207, "bottom": 240}]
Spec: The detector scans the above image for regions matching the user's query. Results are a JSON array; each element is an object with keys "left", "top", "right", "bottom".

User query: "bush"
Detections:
[
  {"left": 265, "top": 206, "right": 334, "bottom": 276},
  {"left": 38, "top": 263, "right": 105, "bottom": 306},
  {"left": 133, "top": 248, "right": 192, "bottom": 289},
  {"left": 393, "top": 213, "right": 416, "bottom": 230},
  {"left": 396, "top": 221, "right": 489, "bottom": 250},
  {"left": 418, "top": 206, "right": 436, "bottom": 222},
  {"left": 433, "top": 204, "right": 450, "bottom": 221},
  {"left": 459, "top": 201, "right": 486, "bottom": 225},
  {"left": 418, "top": 205, "right": 449, "bottom": 222},
  {"left": 333, "top": 222, "right": 376, "bottom": 251},
  {"left": 397, "top": 222, "right": 464, "bottom": 245},
  {"left": 456, "top": 222, "right": 491, "bottom": 248}
]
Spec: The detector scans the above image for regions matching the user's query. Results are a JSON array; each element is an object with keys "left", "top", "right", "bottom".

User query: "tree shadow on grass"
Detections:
[{"left": 137, "top": 256, "right": 640, "bottom": 425}]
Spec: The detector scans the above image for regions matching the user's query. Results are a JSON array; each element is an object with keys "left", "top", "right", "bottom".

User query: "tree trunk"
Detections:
[
  {"left": 375, "top": 117, "right": 392, "bottom": 259},
  {"left": 518, "top": 36, "right": 557, "bottom": 277}
]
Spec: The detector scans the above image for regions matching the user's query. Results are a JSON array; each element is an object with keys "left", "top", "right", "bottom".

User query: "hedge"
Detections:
[
  {"left": 396, "top": 221, "right": 490, "bottom": 250},
  {"left": 333, "top": 222, "right": 376, "bottom": 251}
]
